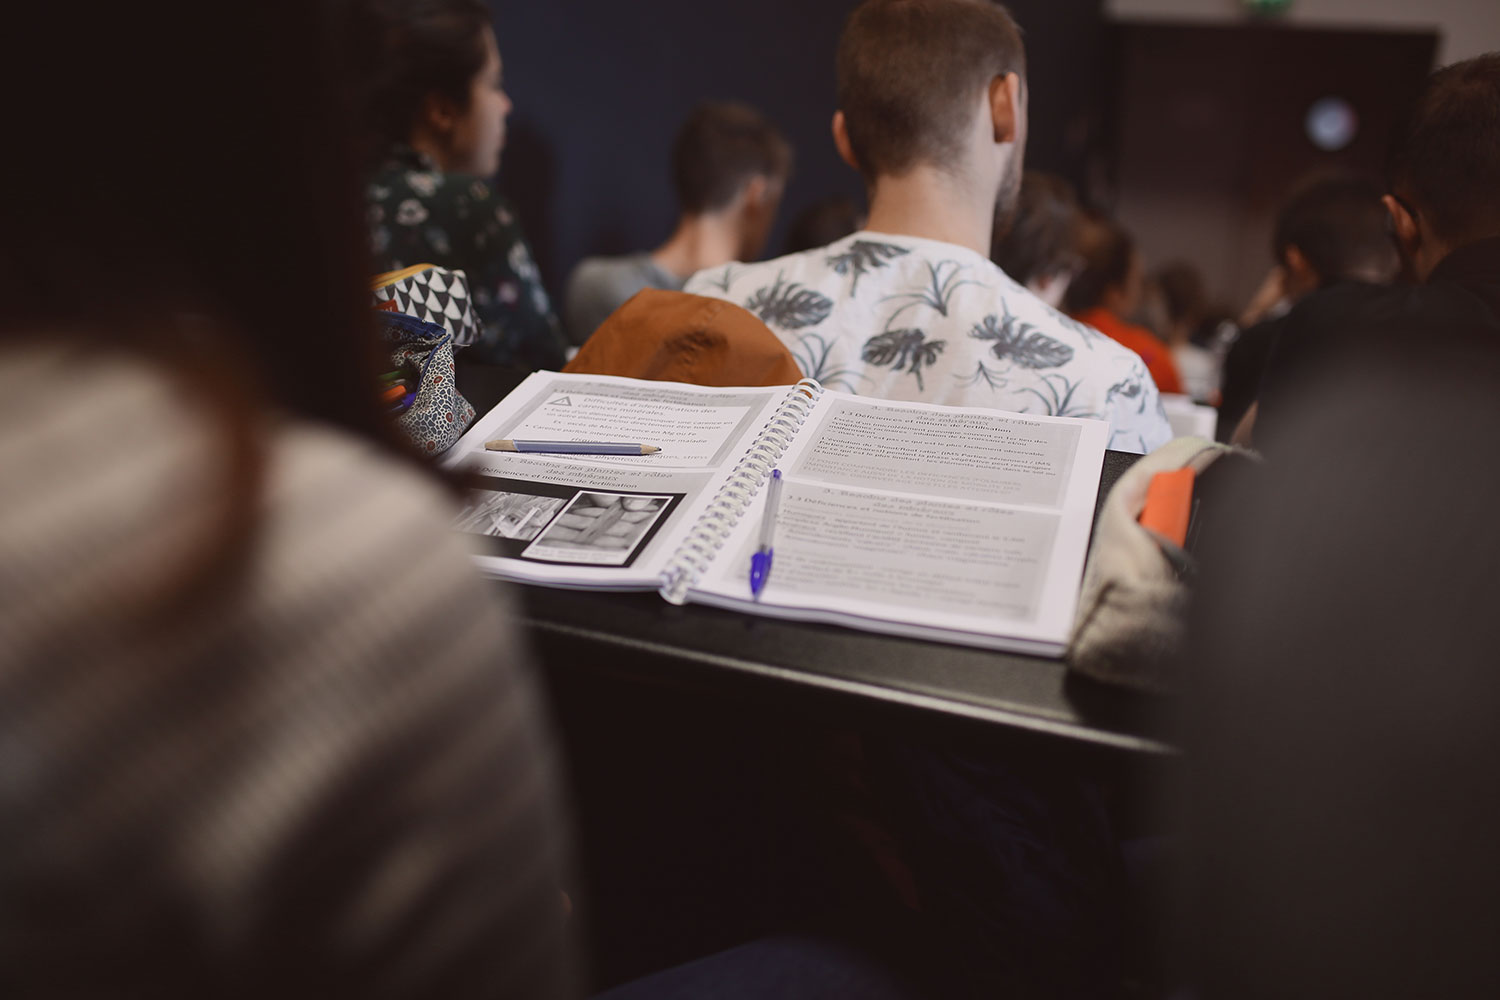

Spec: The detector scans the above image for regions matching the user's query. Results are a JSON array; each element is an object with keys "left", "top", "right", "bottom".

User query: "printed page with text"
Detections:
[{"left": 688, "top": 393, "right": 1108, "bottom": 653}]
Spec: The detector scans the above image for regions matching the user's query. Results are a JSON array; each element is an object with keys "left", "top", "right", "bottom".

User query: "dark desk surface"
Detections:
[
  {"left": 458, "top": 364, "right": 1172, "bottom": 992},
  {"left": 511, "top": 450, "right": 1172, "bottom": 762}
]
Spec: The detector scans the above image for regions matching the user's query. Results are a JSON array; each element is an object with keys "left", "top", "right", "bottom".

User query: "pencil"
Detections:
[{"left": 484, "top": 439, "right": 661, "bottom": 456}]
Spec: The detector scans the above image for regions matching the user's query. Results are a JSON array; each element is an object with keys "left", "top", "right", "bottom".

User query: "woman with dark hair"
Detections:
[
  {"left": 0, "top": 3, "right": 575, "bottom": 997},
  {"left": 355, "top": 0, "right": 568, "bottom": 371}
]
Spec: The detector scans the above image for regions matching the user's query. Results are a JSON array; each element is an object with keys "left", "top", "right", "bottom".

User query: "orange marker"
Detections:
[
  {"left": 380, "top": 383, "right": 409, "bottom": 404},
  {"left": 1139, "top": 467, "right": 1195, "bottom": 547}
]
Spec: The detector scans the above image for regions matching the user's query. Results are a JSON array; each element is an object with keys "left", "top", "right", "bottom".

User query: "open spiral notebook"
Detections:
[{"left": 444, "top": 371, "right": 1108, "bottom": 656}]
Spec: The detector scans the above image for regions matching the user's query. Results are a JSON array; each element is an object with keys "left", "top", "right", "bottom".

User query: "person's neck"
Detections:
[
  {"left": 407, "top": 131, "right": 454, "bottom": 173},
  {"left": 652, "top": 212, "right": 742, "bottom": 280},
  {"left": 862, "top": 165, "right": 994, "bottom": 257}
]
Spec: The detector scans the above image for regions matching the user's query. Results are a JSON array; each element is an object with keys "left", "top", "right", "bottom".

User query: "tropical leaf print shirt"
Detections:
[
  {"left": 368, "top": 146, "right": 567, "bottom": 371},
  {"left": 685, "top": 231, "right": 1173, "bottom": 453}
]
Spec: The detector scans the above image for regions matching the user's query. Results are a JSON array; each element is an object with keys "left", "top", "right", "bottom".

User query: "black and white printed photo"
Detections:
[
  {"left": 523, "top": 491, "right": 672, "bottom": 566},
  {"left": 453, "top": 489, "right": 568, "bottom": 541}
]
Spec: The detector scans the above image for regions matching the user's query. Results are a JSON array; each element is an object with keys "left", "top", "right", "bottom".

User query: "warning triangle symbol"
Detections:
[{"left": 547, "top": 395, "right": 572, "bottom": 406}]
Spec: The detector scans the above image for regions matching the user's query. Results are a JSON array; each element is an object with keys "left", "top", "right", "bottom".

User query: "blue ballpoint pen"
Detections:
[{"left": 749, "top": 469, "right": 783, "bottom": 597}]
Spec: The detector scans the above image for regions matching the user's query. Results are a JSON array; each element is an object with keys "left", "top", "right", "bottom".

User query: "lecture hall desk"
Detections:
[{"left": 460, "top": 364, "right": 1173, "bottom": 983}]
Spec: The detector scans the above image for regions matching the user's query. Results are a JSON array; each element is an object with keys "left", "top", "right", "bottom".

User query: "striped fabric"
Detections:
[{"left": 0, "top": 345, "right": 577, "bottom": 998}]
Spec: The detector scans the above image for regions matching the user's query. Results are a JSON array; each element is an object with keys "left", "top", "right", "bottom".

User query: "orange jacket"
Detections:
[{"left": 1074, "top": 307, "right": 1183, "bottom": 396}]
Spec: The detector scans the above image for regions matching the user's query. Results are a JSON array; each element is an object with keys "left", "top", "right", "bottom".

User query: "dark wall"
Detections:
[{"left": 489, "top": 0, "right": 1106, "bottom": 294}]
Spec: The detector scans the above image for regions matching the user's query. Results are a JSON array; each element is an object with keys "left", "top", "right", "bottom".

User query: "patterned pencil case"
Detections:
[{"left": 375, "top": 311, "right": 475, "bottom": 456}]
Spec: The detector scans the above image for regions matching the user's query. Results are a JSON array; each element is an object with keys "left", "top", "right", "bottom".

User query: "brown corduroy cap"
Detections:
[{"left": 563, "top": 289, "right": 804, "bottom": 387}]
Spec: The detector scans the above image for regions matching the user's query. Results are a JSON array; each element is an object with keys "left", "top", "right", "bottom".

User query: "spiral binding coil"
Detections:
[{"left": 660, "top": 378, "right": 823, "bottom": 604}]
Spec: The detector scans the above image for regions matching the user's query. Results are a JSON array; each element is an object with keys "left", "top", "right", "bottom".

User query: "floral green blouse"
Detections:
[{"left": 367, "top": 146, "right": 567, "bottom": 370}]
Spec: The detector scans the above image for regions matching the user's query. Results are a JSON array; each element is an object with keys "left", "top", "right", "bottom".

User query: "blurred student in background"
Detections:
[
  {"left": 1154, "top": 262, "right": 1224, "bottom": 404},
  {"left": 1218, "top": 173, "right": 1398, "bottom": 441},
  {"left": 1, "top": 3, "right": 576, "bottom": 997},
  {"left": 990, "top": 170, "right": 1084, "bottom": 309},
  {"left": 1065, "top": 215, "right": 1185, "bottom": 396},
  {"left": 564, "top": 103, "right": 792, "bottom": 345},
  {"left": 354, "top": 0, "right": 568, "bottom": 370}
]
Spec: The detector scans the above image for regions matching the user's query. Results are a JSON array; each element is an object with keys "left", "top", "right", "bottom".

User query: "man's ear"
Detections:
[
  {"left": 1282, "top": 244, "right": 1320, "bottom": 297},
  {"left": 832, "top": 111, "right": 860, "bottom": 172},
  {"left": 1382, "top": 194, "right": 1420, "bottom": 258},
  {"left": 989, "top": 72, "right": 1022, "bottom": 144},
  {"left": 740, "top": 174, "right": 769, "bottom": 212}
]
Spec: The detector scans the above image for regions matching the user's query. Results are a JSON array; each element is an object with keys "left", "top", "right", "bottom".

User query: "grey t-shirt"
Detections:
[{"left": 563, "top": 252, "right": 685, "bottom": 346}]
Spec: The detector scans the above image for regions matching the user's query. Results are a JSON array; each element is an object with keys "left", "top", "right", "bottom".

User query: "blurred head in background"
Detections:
[
  {"left": 351, "top": 0, "right": 510, "bottom": 177},
  {"left": 1065, "top": 214, "right": 1144, "bottom": 320},
  {"left": 671, "top": 101, "right": 793, "bottom": 261},
  {"left": 1154, "top": 262, "right": 1209, "bottom": 347},
  {"left": 1273, "top": 173, "right": 1400, "bottom": 300},
  {"left": 990, "top": 171, "right": 1083, "bottom": 308},
  {"left": 1384, "top": 52, "right": 1500, "bottom": 281}
]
